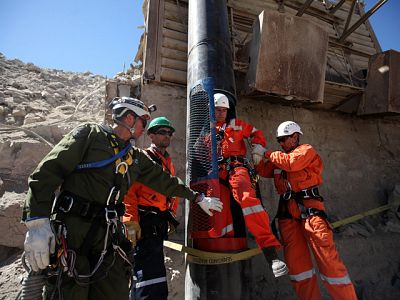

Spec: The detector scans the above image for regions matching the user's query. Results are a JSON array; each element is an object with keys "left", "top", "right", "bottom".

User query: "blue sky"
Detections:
[{"left": 0, "top": 0, "right": 398, "bottom": 78}]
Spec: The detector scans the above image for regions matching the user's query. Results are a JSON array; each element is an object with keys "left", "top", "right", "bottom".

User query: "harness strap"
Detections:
[
  {"left": 75, "top": 143, "right": 131, "bottom": 171},
  {"left": 277, "top": 187, "right": 326, "bottom": 220},
  {"left": 145, "top": 148, "right": 174, "bottom": 207},
  {"left": 282, "top": 187, "right": 322, "bottom": 201},
  {"left": 54, "top": 191, "right": 125, "bottom": 220},
  {"left": 54, "top": 191, "right": 105, "bottom": 219}
]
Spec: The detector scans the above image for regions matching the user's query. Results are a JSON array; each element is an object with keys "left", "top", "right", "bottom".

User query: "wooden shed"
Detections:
[{"left": 135, "top": 0, "right": 398, "bottom": 115}]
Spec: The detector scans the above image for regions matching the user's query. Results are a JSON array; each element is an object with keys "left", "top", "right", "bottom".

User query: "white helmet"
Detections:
[
  {"left": 110, "top": 97, "right": 151, "bottom": 120},
  {"left": 214, "top": 93, "right": 230, "bottom": 109},
  {"left": 276, "top": 121, "right": 303, "bottom": 137}
]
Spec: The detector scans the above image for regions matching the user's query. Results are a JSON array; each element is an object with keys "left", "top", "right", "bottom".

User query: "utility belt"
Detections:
[
  {"left": 282, "top": 187, "right": 321, "bottom": 201},
  {"left": 53, "top": 191, "right": 126, "bottom": 220},
  {"left": 138, "top": 205, "right": 179, "bottom": 239},
  {"left": 277, "top": 187, "right": 326, "bottom": 220},
  {"left": 218, "top": 155, "right": 259, "bottom": 188}
]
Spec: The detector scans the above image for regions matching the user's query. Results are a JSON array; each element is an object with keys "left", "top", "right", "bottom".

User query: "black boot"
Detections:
[{"left": 262, "top": 247, "right": 288, "bottom": 278}]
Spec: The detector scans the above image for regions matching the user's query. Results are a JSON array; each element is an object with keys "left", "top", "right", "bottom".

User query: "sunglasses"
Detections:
[
  {"left": 277, "top": 135, "right": 292, "bottom": 143},
  {"left": 155, "top": 129, "right": 174, "bottom": 137}
]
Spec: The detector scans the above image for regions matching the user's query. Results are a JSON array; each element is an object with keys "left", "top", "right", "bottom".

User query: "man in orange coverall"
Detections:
[
  {"left": 123, "top": 116, "right": 180, "bottom": 300},
  {"left": 214, "top": 93, "right": 288, "bottom": 277},
  {"left": 256, "top": 121, "right": 357, "bottom": 300}
]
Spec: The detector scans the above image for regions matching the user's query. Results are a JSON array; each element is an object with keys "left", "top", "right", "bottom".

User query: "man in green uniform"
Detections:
[{"left": 22, "top": 97, "right": 223, "bottom": 300}]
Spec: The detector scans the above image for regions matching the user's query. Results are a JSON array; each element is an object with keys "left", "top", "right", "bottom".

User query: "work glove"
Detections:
[
  {"left": 125, "top": 221, "right": 141, "bottom": 247},
  {"left": 252, "top": 144, "right": 267, "bottom": 165},
  {"left": 24, "top": 218, "right": 56, "bottom": 272},
  {"left": 196, "top": 194, "right": 223, "bottom": 216}
]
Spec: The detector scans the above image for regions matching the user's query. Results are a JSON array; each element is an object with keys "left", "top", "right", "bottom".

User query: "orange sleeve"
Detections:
[
  {"left": 123, "top": 183, "right": 140, "bottom": 223},
  {"left": 255, "top": 159, "right": 275, "bottom": 178},
  {"left": 268, "top": 144, "right": 317, "bottom": 172},
  {"left": 239, "top": 119, "right": 267, "bottom": 147}
]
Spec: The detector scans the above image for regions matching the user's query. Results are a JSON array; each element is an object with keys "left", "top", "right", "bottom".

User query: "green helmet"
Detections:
[{"left": 147, "top": 117, "right": 175, "bottom": 133}]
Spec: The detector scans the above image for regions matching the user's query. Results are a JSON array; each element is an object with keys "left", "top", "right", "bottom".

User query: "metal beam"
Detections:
[
  {"left": 284, "top": 1, "right": 342, "bottom": 24},
  {"left": 330, "top": 0, "right": 347, "bottom": 14},
  {"left": 339, "top": 0, "right": 389, "bottom": 42},
  {"left": 296, "top": 0, "right": 314, "bottom": 16}
]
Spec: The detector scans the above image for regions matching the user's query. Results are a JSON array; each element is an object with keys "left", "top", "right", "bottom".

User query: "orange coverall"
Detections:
[
  {"left": 257, "top": 144, "right": 357, "bottom": 300},
  {"left": 123, "top": 146, "right": 178, "bottom": 223},
  {"left": 217, "top": 118, "right": 280, "bottom": 249}
]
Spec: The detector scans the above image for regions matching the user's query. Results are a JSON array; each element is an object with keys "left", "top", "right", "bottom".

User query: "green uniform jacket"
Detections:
[{"left": 23, "top": 122, "right": 196, "bottom": 220}]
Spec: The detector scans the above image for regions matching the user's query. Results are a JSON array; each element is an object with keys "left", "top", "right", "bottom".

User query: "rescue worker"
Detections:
[
  {"left": 256, "top": 121, "right": 357, "bottom": 300},
  {"left": 123, "top": 116, "right": 178, "bottom": 300},
  {"left": 214, "top": 93, "right": 288, "bottom": 277},
  {"left": 22, "top": 97, "right": 223, "bottom": 300}
]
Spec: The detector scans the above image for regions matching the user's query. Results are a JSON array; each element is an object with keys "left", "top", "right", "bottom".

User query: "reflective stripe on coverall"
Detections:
[
  {"left": 217, "top": 119, "right": 280, "bottom": 249},
  {"left": 257, "top": 144, "right": 357, "bottom": 300},
  {"left": 124, "top": 145, "right": 177, "bottom": 300}
]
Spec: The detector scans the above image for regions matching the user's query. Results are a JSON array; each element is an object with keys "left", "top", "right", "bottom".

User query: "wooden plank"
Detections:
[
  {"left": 155, "top": 0, "right": 165, "bottom": 81},
  {"left": 325, "top": 80, "right": 364, "bottom": 92},
  {"left": 227, "top": 0, "right": 276, "bottom": 16},
  {"left": 143, "top": 0, "right": 161, "bottom": 81},
  {"left": 163, "top": 27, "right": 188, "bottom": 42},
  {"left": 161, "top": 57, "right": 187, "bottom": 71},
  {"left": 164, "top": 19, "right": 187, "bottom": 33},
  {"left": 337, "top": 23, "right": 372, "bottom": 37},
  {"left": 350, "top": 56, "right": 369, "bottom": 64},
  {"left": 359, "top": 3, "right": 382, "bottom": 52},
  {"left": 351, "top": 43, "right": 378, "bottom": 56},
  {"left": 165, "top": 1, "right": 188, "bottom": 17},
  {"left": 161, "top": 46, "right": 187, "bottom": 62},
  {"left": 162, "top": 36, "right": 187, "bottom": 52},
  {"left": 346, "top": 35, "right": 376, "bottom": 48},
  {"left": 164, "top": 3, "right": 188, "bottom": 23},
  {"left": 160, "top": 67, "right": 187, "bottom": 84}
]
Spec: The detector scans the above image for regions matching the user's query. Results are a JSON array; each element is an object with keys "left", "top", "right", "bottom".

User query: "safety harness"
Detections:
[
  {"left": 49, "top": 131, "right": 135, "bottom": 292},
  {"left": 282, "top": 186, "right": 327, "bottom": 219},
  {"left": 216, "top": 124, "right": 259, "bottom": 188},
  {"left": 277, "top": 188, "right": 326, "bottom": 220}
]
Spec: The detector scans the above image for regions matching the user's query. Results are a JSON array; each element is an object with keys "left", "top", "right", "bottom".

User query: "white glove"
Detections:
[
  {"left": 24, "top": 218, "right": 56, "bottom": 272},
  {"left": 252, "top": 144, "right": 267, "bottom": 165},
  {"left": 125, "top": 221, "right": 141, "bottom": 247},
  {"left": 196, "top": 194, "right": 223, "bottom": 216}
]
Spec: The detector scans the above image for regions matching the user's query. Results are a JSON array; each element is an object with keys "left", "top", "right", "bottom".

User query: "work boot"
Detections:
[{"left": 262, "top": 247, "right": 288, "bottom": 278}]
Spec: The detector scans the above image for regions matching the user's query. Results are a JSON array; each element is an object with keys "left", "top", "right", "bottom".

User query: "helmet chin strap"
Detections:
[{"left": 115, "top": 118, "right": 137, "bottom": 138}]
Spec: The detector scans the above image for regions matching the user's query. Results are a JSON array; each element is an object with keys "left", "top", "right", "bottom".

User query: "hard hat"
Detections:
[
  {"left": 147, "top": 116, "right": 175, "bottom": 133},
  {"left": 214, "top": 93, "right": 230, "bottom": 109},
  {"left": 276, "top": 121, "right": 303, "bottom": 137},
  {"left": 109, "top": 97, "right": 151, "bottom": 120}
]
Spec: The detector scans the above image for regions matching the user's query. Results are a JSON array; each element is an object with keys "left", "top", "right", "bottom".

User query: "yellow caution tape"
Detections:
[
  {"left": 163, "top": 240, "right": 261, "bottom": 265},
  {"left": 164, "top": 201, "right": 398, "bottom": 265},
  {"left": 331, "top": 203, "right": 392, "bottom": 229}
]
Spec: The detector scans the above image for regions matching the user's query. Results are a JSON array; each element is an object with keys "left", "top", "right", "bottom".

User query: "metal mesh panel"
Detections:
[{"left": 187, "top": 83, "right": 219, "bottom": 233}]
